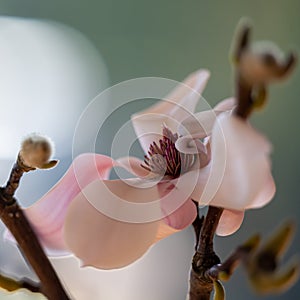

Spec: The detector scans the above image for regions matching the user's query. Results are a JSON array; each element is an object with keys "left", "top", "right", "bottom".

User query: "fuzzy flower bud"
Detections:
[
  {"left": 247, "top": 222, "right": 299, "bottom": 295},
  {"left": 18, "top": 134, "right": 58, "bottom": 170},
  {"left": 233, "top": 21, "right": 296, "bottom": 86}
]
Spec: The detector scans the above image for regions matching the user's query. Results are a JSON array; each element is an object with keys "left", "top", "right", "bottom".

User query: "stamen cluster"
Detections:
[{"left": 141, "top": 127, "right": 195, "bottom": 178}]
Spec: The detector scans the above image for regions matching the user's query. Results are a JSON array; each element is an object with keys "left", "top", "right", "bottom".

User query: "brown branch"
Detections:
[
  {"left": 189, "top": 207, "right": 223, "bottom": 300},
  {"left": 234, "top": 23, "right": 254, "bottom": 120},
  {"left": 207, "top": 234, "right": 260, "bottom": 281},
  {"left": 3, "top": 161, "right": 26, "bottom": 199},
  {"left": 188, "top": 20, "right": 297, "bottom": 300},
  {"left": 0, "top": 160, "right": 70, "bottom": 300},
  {"left": 235, "top": 76, "right": 253, "bottom": 119},
  {"left": 191, "top": 200, "right": 204, "bottom": 251},
  {"left": 188, "top": 22, "right": 260, "bottom": 300},
  {"left": 197, "top": 207, "right": 224, "bottom": 256}
]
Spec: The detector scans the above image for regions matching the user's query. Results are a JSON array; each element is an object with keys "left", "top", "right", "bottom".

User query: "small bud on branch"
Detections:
[
  {"left": 0, "top": 134, "right": 69, "bottom": 299},
  {"left": 19, "top": 134, "right": 58, "bottom": 170},
  {"left": 189, "top": 19, "right": 298, "bottom": 300},
  {"left": 247, "top": 222, "right": 299, "bottom": 295}
]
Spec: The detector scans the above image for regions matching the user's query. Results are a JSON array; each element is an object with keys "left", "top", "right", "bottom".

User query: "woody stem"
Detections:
[{"left": 0, "top": 162, "right": 70, "bottom": 300}]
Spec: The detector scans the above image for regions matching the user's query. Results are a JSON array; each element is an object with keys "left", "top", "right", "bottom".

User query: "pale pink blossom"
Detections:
[
  {"left": 10, "top": 69, "right": 275, "bottom": 270},
  {"left": 177, "top": 112, "right": 275, "bottom": 235}
]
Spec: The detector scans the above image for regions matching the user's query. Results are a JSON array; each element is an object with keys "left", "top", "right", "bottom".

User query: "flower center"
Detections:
[{"left": 141, "top": 127, "right": 195, "bottom": 178}]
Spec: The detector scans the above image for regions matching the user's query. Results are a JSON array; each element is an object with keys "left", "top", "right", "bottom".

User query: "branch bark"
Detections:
[
  {"left": 0, "top": 162, "right": 70, "bottom": 300},
  {"left": 188, "top": 24, "right": 257, "bottom": 300},
  {"left": 189, "top": 207, "right": 223, "bottom": 300}
]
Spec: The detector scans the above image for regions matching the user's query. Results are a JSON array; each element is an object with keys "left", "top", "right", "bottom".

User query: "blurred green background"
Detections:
[{"left": 0, "top": 0, "right": 299, "bottom": 299}]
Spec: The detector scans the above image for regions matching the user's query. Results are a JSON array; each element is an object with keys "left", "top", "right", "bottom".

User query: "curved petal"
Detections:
[
  {"left": 116, "top": 156, "right": 150, "bottom": 177},
  {"left": 131, "top": 69, "right": 210, "bottom": 152},
  {"left": 216, "top": 209, "right": 245, "bottom": 236},
  {"left": 175, "top": 136, "right": 206, "bottom": 155},
  {"left": 64, "top": 169, "right": 204, "bottom": 269},
  {"left": 247, "top": 172, "right": 276, "bottom": 209},
  {"left": 177, "top": 97, "right": 236, "bottom": 140},
  {"left": 164, "top": 199, "right": 197, "bottom": 230},
  {"left": 64, "top": 175, "right": 177, "bottom": 269},
  {"left": 19, "top": 153, "right": 115, "bottom": 253},
  {"left": 157, "top": 181, "right": 197, "bottom": 230},
  {"left": 213, "top": 97, "right": 236, "bottom": 111},
  {"left": 180, "top": 166, "right": 211, "bottom": 206},
  {"left": 149, "top": 166, "right": 212, "bottom": 214},
  {"left": 207, "top": 114, "right": 274, "bottom": 210},
  {"left": 64, "top": 192, "right": 159, "bottom": 269},
  {"left": 155, "top": 222, "right": 179, "bottom": 242},
  {"left": 175, "top": 138, "right": 211, "bottom": 169}
]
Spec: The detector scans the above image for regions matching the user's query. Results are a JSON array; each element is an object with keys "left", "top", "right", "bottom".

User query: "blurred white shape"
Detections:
[
  {"left": 0, "top": 17, "right": 108, "bottom": 159},
  {"left": 50, "top": 229, "right": 194, "bottom": 300}
]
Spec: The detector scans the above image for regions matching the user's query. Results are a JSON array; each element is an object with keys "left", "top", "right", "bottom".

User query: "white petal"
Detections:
[
  {"left": 116, "top": 156, "right": 150, "bottom": 177},
  {"left": 131, "top": 69, "right": 210, "bottom": 152},
  {"left": 207, "top": 114, "right": 273, "bottom": 210},
  {"left": 64, "top": 177, "right": 174, "bottom": 269},
  {"left": 177, "top": 97, "right": 236, "bottom": 139},
  {"left": 246, "top": 172, "right": 276, "bottom": 209},
  {"left": 64, "top": 191, "right": 159, "bottom": 269},
  {"left": 216, "top": 209, "right": 245, "bottom": 236}
]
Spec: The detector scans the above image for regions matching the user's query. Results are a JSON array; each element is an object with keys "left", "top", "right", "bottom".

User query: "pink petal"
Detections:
[
  {"left": 216, "top": 209, "right": 245, "bottom": 236},
  {"left": 155, "top": 222, "right": 179, "bottom": 242},
  {"left": 63, "top": 169, "right": 203, "bottom": 269},
  {"left": 247, "top": 172, "right": 276, "bottom": 209},
  {"left": 64, "top": 168, "right": 205, "bottom": 268},
  {"left": 213, "top": 97, "right": 236, "bottom": 111},
  {"left": 158, "top": 167, "right": 211, "bottom": 214},
  {"left": 175, "top": 138, "right": 211, "bottom": 168},
  {"left": 206, "top": 114, "right": 274, "bottom": 210},
  {"left": 116, "top": 156, "right": 150, "bottom": 177},
  {"left": 131, "top": 69, "right": 210, "bottom": 152},
  {"left": 177, "top": 97, "right": 236, "bottom": 140},
  {"left": 157, "top": 181, "right": 197, "bottom": 230},
  {"left": 182, "top": 166, "right": 212, "bottom": 207},
  {"left": 21, "top": 153, "right": 115, "bottom": 253},
  {"left": 163, "top": 199, "right": 197, "bottom": 230},
  {"left": 175, "top": 136, "right": 206, "bottom": 155},
  {"left": 64, "top": 192, "right": 159, "bottom": 269},
  {"left": 64, "top": 176, "right": 180, "bottom": 269}
]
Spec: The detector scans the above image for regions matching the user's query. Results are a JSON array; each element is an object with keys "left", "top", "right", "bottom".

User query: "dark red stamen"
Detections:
[{"left": 141, "top": 126, "right": 195, "bottom": 178}]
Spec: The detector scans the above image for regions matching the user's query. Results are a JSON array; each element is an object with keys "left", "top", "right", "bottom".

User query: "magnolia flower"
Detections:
[
  {"left": 175, "top": 104, "right": 276, "bottom": 235},
  {"left": 10, "top": 69, "right": 275, "bottom": 270}
]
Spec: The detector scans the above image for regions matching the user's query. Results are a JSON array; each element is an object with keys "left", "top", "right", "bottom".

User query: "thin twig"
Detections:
[
  {"left": 0, "top": 160, "right": 70, "bottom": 300},
  {"left": 188, "top": 23, "right": 259, "bottom": 300},
  {"left": 189, "top": 207, "right": 223, "bottom": 300},
  {"left": 235, "top": 76, "right": 253, "bottom": 119},
  {"left": 207, "top": 234, "right": 260, "bottom": 281},
  {"left": 191, "top": 201, "right": 204, "bottom": 251},
  {"left": 197, "top": 207, "right": 224, "bottom": 256}
]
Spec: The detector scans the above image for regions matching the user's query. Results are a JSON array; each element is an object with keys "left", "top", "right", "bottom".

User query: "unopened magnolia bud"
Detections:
[
  {"left": 246, "top": 222, "right": 299, "bottom": 295},
  {"left": 18, "top": 133, "right": 58, "bottom": 170},
  {"left": 249, "top": 260, "right": 299, "bottom": 295},
  {"left": 233, "top": 22, "right": 296, "bottom": 86},
  {"left": 239, "top": 41, "right": 296, "bottom": 85}
]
